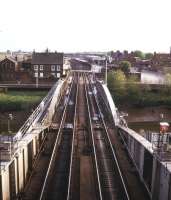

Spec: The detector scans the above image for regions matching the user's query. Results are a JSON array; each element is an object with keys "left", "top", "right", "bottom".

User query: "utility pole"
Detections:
[
  {"left": 105, "top": 56, "right": 108, "bottom": 86},
  {"left": 36, "top": 75, "right": 39, "bottom": 88}
]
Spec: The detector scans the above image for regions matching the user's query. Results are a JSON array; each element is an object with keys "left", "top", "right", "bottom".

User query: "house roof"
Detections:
[
  {"left": 0, "top": 57, "right": 18, "bottom": 64},
  {"left": 31, "top": 52, "right": 63, "bottom": 65}
]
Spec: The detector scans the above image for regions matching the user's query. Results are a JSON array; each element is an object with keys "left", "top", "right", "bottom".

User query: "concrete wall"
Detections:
[{"left": 1, "top": 167, "right": 10, "bottom": 200}]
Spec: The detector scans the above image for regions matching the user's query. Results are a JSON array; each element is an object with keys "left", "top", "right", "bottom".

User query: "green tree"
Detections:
[
  {"left": 164, "top": 73, "right": 171, "bottom": 94},
  {"left": 134, "top": 50, "right": 145, "bottom": 59},
  {"left": 127, "top": 76, "right": 141, "bottom": 100},
  {"left": 145, "top": 53, "right": 153, "bottom": 59},
  {"left": 107, "top": 70, "right": 127, "bottom": 100},
  {"left": 119, "top": 61, "right": 131, "bottom": 74},
  {"left": 165, "top": 73, "right": 171, "bottom": 85}
]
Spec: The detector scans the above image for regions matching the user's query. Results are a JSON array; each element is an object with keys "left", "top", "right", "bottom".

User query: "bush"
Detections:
[{"left": 108, "top": 70, "right": 171, "bottom": 107}]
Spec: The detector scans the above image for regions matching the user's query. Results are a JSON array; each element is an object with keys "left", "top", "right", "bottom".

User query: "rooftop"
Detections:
[{"left": 32, "top": 52, "right": 63, "bottom": 65}]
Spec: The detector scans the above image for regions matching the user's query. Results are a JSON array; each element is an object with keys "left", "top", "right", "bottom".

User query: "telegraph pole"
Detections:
[
  {"left": 36, "top": 75, "right": 39, "bottom": 88},
  {"left": 105, "top": 56, "right": 108, "bottom": 86}
]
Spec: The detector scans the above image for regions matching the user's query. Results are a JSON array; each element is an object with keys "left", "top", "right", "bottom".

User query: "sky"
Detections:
[{"left": 0, "top": 0, "right": 171, "bottom": 53}]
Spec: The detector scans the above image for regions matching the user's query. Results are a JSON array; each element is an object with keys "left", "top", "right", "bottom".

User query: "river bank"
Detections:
[
  {"left": 119, "top": 105, "right": 171, "bottom": 133},
  {"left": 0, "top": 110, "right": 32, "bottom": 135},
  {"left": 0, "top": 90, "right": 47, "bottom": 135}
]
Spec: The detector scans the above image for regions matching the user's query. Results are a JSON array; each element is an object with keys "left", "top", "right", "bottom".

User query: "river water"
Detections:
[
  {"left": 121, "top": 105, "right": 171, "bottom": 133},
  {"left": 122, "top": 71, "right": 170, "bottom": 133}
]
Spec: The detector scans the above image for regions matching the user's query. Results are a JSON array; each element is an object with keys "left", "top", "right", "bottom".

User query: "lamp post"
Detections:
[
  {"left": 105, "top": 56, "right": 108, "bottom": 86},
  {"left": 36, "top": 74, "right": 39, "bottom": 88}
]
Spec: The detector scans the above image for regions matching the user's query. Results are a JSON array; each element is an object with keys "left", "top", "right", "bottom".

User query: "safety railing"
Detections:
[{"left": 14, "top": 81, "right": 59, "bottom": 141}]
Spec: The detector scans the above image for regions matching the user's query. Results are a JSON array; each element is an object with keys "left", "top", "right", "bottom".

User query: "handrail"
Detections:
[{"left": 14, "top": 81, "right": 59, "bottom": 141}]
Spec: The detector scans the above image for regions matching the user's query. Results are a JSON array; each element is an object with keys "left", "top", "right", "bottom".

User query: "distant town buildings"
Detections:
[
  {"left": 109, "top": 50, "right": 171, "bottom": 73},
  {"left": 1, "top": 49, "right": 171, "bottom": 84},
  {"left": 0, "top": 50, "right": 66, "bottom": 83},
  {"left": 0, "top": 57, "right": 19, "bottom": 81}
]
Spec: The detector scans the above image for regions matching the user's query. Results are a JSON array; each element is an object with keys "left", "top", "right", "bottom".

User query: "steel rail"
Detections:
[
  {"left": 39, "top": 73, "right": 75, "bottom": 200},
  {"left": 23, "top": 76, "right": 71, "bottom": 194},
  {"left": 88, "top": 76, "right": 130, "bottom": 200},
  {"left": 84, "top": 73, "right": 103, "bottom": 200},
  {"left": 66, "top": 72, "right": 79, "bottom": 200}
]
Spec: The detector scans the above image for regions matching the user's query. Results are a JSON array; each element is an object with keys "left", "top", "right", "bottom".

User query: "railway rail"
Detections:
[
  {"left": 39, "top": 73, "right": 78, "bottom": 200},
  {"left": 24, "top": 72, "right": 130, "bottom": 200},
  {"left": 67, "top": 73, "right": 99, "bottom": 200},
  {"left": 22, "top": 74, "right": 74, "bottom": 200},
  {"left": 85, "top": 74, "right": 130, "bottom": 200}
]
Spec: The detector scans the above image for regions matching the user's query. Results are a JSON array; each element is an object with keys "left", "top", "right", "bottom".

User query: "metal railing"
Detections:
[{"left": 14, "top": 81, "right": 60, "bottom": 141}]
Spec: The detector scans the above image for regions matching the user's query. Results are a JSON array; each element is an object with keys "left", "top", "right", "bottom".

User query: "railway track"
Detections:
[
  {"left": 67, "top": 73, "right": 99, "bottom": 200},
  {"left": 22, "top": 75, "right": 73, "bottom": 200},
  {"left": 39, "top": 73, "right": 78, "bottom": 200},
  {"left": 85, "top": 74, "right": 130, "bottom": 200},
  {"left": 50, "top": 72, "right": 130, "bottom": 200},
  {"left": 24, "top": 72, "right": 130, "bottom": 200}
]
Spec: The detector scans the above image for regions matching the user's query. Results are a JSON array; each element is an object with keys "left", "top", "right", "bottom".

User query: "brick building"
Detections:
[
  {"left": 31, "top": 51, "right": 63, "bottom": 81},
  {"left": 0, "top": 57, "right": 19, "bottom": 81}
]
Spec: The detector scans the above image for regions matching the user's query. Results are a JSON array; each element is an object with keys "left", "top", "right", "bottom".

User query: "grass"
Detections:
[{"left": 0, "top": 90, "right": 47, "bottom": 111}]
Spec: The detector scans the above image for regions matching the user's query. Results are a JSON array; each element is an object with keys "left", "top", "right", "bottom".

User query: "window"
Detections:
[
  {"left": 51, "top": 65, "right": 55, "bottom": 71},
  {"left": 51, "top": 73, "right": 56, "bottom": 77},
  {"left": 57, "top": 73, "right": 60, "bottom": 78},
  {"left": 40, "top": 65, "right": 44, "bottom": 71},
  {"left": 34, "top": 65, "right": 38, "bottom": 71},
  {"left": 34, "top": 72, "right": 38, "bottom": 77},
  {"left": 56, "top": 65, "right": 60, "bottom": 71},
  {"left": 40, "top": 72, "right": 43, "bottom": 78}
]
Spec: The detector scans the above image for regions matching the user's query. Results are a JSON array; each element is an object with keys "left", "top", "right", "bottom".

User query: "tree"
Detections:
[
  {"left": 164, "top": 73, "right": 171, "bottom": 94},
  {"left": 145, "top": 53, "right": 153, "bottom": 59},
  {"left": 165, "top": 73, "right": 171, "bottom": 85},
  {"left": 134, "top": 50, "right": 145, "bottom": 59},
  {"left": 107, "top": 70, "right": 127, "bottom": 99},
  {"left": 127, "top": 76, "right": 141, "bottom": 99},
  {"left": 119, "top": 61, "right": 131, "bottom": 74}
]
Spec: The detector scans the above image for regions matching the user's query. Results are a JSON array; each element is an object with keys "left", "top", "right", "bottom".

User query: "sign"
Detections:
[{"left": 160, "top": 122, "right": 170, "bottom": 133}]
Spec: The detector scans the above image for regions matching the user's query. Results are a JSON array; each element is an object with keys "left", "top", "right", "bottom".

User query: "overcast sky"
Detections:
[{"left": 0, "top": 0, "right": 171, "bottom": 53}]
